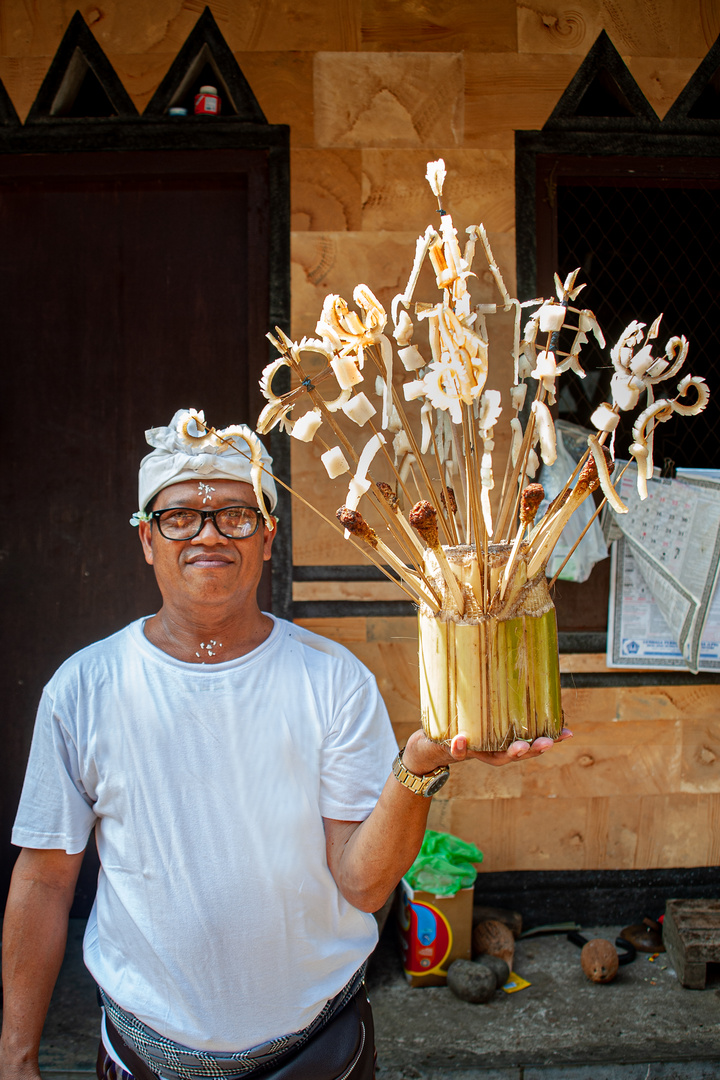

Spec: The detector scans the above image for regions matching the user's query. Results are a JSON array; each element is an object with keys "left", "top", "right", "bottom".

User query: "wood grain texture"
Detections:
[
  {"left": 234, "top": 52, "right": 315, "bottom": 146},
  {"left": 107, "top": 53, "right": 175, "bottom": 113},
  {"left": 627, "top": 56, "right": 702, "bottom": 120},
  {"left": 616, "top": 685, "right": 720, "bottom": 721},
  {"left": 516, "top": 2, "right": 604, "bottom": 56},
  {"left": 360, "top": 0, "right": 517, "bottom": 52},
  {"left": 292, "top": 149, "right": 362, "bottom": 230},
  {"left": 0, "top": 0, "right": 360, "bottom": 57},
  {"left": 634, "top": 793, "right": 720, "bottom": 868},
  {"left": 293, "top": 616, "right": 368, "bottom": 642},
  {"left": 558, "top": 653, "right": 662, "bottom": 672},
  {"left": 452, "top": 795, "right": 591, "bottom": 870},
  {"left": 0, "top": 1, "right": 70, "bottom": 57},
  {"left": 361, "top": 149, "right": 515, "bottom": 234},
  {"left": 520, "top": 718, "right": 682, "bottom": 799},
  {"left": 444, "top": 756, "right": 524, "bottom": 800},
  {"left": 290, "top": 437, "right": 373, "bottom": 567},
  {"left": 464, "top": 52, "right": 582, "bottom": 148},
  {"left": 366, "top": 616, "right": 417, "bottom": 641},
  {"left": 291, "top": 228, "right": 419, "bottom": 336},
  {"left": 351, "top": 637, "right": 422, "bottom": 730},
  {"left": 680, "top": 718, "right": 720, "bottom": 794},
  {"left": 293, "top": 579, "right": 408, "bottom": 601},
  {"left": 518, "top": 0, "right": 712, "bottom": 58},
  {"left": 314, "top": 51, "right": 464, "bottom": 148},
  {"left": 455, "top": 792, "right": 720, "bottom": 871},
  {"left": 700, "top": 0, "right": 720, "bottom": 46},
  {"left": 0, "top": 56, "right": 48, "bottom": 120}
]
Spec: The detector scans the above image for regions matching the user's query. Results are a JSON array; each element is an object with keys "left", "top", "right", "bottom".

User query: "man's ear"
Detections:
[
  {"left": 263, "top": 518, "right": 277, "bottom": 562},
  {"left": 138, "top": 520, "right": 154, "bottom": 566}
]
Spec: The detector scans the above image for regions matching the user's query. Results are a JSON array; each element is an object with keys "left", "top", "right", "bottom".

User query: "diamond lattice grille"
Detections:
[{"left": 556, "top": 183, "right": 720, "bottom": 468}]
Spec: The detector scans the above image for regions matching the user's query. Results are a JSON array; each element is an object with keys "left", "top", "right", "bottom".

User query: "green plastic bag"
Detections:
[{"left": 404, "top": 829, "right": 483, "bottom": 896}]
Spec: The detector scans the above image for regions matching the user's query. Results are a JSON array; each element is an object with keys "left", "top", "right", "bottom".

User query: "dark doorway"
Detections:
[{"left": 1, "top": 148, "right": 275, "bottom": 909}]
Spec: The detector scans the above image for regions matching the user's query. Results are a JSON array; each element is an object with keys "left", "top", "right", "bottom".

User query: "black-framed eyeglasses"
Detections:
[{"left": 151, "top": 505, "right": 265, "bottom": 541}]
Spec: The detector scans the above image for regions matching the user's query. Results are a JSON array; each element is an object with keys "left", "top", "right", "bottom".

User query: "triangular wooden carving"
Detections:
[
  {"left": 26, "top": 11, "right": 137, "bottom": 121},
  {"left": 0, "top": 77, "right": 20, "bottom": 125},
  {"left": 144, "top": 7, "right": 266, "bottom": 121},
  {"left": 662, "top": 33, "right": 720, "bottom": 131},
  {"left": 544, "top": 31, "right": 659, "bottom": 131}
]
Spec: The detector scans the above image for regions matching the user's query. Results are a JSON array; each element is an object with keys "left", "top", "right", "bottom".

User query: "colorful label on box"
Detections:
[{"left": 398, "top": 892, "right": 453, "bottom": 976}]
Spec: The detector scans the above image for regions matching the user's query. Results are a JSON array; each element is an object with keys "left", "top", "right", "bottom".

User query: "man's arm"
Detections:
[
  {"left": 325, "top": 726, "right": 571, "bottom": 913},
  {"left": 0, "top": 847, "right": 85, "bottom": 1080}
]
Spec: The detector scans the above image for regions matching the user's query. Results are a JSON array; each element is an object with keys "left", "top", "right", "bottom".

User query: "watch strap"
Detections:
[{"left": 392, "top": 745, "right": 450, "bottom": 797}]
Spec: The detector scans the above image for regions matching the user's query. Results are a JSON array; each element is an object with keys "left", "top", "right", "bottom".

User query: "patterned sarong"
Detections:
[{"left": 98, "top": 965, "right": 366, "bottom": 1080}]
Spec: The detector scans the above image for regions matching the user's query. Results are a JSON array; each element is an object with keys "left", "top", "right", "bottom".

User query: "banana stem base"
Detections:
[{"left": 418, "top": 546, "right": 563, "bottom": 752}]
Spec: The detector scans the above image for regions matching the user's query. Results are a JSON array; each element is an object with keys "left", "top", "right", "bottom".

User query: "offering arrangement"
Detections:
[{"left": 254, "top": 161, "right": 708, "bottom": 750}]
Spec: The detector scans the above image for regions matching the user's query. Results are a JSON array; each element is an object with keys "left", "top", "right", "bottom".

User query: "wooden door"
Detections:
[{"left": 1, "top": 148, "right": 273, "bottom": 908}]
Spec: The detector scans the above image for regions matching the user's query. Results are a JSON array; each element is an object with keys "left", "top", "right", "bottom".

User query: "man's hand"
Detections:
[
  {"left": 400, "top": 725, "right": 573, "bottom": 776},
  {"left": 325, "top": 726, "right": 572, "bottom": 912},
  {"left": 0, "top": 848, "right": 84, "bottom": 1080},
  {"left": 0, "top": 1062, "right": 44, "bottom": 1080}
]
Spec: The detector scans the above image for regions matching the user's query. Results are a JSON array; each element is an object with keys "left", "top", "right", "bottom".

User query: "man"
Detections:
[{"left": 1, "top": 409, "right": 571, "bottom": 1080}]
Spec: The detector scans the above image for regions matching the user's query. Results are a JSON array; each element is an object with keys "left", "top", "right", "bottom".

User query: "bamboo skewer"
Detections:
[
  {"left": 376, "top": 482, "right": 427, "bottom": 559},
  {"left": 367, "top": 418, "right": 415, "bottom": 507},
  {"left": 430, "top": 427, "right": 460, "bottom": 545},
  {"left": 312, "top": 432, "right": 427, "bottom": 578},
  {"left": 495, "top": 409, "right": 537, "bottom": 541},
  {"left": 547, "top": 459, "right": 633, "bottom": 588},
  {"left": 365, "top": 343, "right": 456, "bottom": 546},
  {"left": 500, "top": 483, "right": 545, "bottom": 600},
  {"left": 337, "top": 507, "right": 441, "bottom": 611},
  {"left": 409, "top": 501, "right": 466, "bottom": 615}
]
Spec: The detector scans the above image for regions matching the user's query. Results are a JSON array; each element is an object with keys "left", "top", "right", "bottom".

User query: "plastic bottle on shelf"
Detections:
[{"left": 194, "top": 86, "right": 221, "bottom": 115}]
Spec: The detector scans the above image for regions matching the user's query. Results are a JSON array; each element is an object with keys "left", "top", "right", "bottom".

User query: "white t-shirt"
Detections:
[{"left": 13, "top": 616, "right": 398, "bottom": 1052}]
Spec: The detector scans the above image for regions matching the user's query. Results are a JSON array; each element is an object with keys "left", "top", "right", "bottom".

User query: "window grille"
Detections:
[{"left": 555, "top": 181, "right": 720, "bottom": 468}]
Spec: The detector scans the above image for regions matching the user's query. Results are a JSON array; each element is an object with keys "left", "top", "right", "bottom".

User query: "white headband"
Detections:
[{"left": 135, "top": 409, "right": 277, "bottom": 518}]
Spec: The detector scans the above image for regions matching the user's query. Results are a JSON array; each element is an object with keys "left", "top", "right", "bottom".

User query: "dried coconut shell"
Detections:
[
  {"left": 580, "top": 938, "right": 619, "bottom": 983},
  {"left": 472, "top": 919, "right": 515, "bottom": 970}
]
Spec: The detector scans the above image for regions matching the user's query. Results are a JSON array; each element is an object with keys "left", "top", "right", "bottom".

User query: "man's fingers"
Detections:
[
  {"left": 444, "top": 727, "right": 573, "bottom": 767},
  {"left": 507, "top": 739, "right": 531, "bottom": 757},
  {"left": 450, "top": 733, "right": 468, "bottom": 758},
  {"left": 532, "top": 737, "right": 554, "bottom": 752}
]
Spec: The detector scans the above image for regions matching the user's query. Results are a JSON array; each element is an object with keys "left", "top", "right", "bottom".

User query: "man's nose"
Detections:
[{"left": 192, "top": 516, "right": 227, "bottom": 542}]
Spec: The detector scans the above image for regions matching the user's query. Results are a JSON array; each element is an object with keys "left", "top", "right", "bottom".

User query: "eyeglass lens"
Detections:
[{"left": 156, "top": 507, "right": 260, "bottom": 540}]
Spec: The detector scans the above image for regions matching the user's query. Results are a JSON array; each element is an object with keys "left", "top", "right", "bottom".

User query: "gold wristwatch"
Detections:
[{"left": 392, "top": 745, "right": 450, "bottom": 798}]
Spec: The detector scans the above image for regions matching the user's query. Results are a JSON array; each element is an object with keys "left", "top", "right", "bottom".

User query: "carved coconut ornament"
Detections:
[{"left": 581, "top": 938, "right": 619, "bottom": 983}]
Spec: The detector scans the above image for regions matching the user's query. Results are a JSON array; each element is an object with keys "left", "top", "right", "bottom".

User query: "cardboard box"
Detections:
[{"left": 395, "top": 877, "right": 474, "bottom": 986}]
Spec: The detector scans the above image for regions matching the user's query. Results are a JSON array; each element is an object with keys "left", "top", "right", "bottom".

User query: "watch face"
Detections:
[{"left": 425, "top": 769, "right": 450, "bottom": 797}]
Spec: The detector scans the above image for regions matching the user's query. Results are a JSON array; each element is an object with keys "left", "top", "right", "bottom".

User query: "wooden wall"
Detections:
[{"left": 1, "top": 0, "right": 718, "bottom": 873}]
